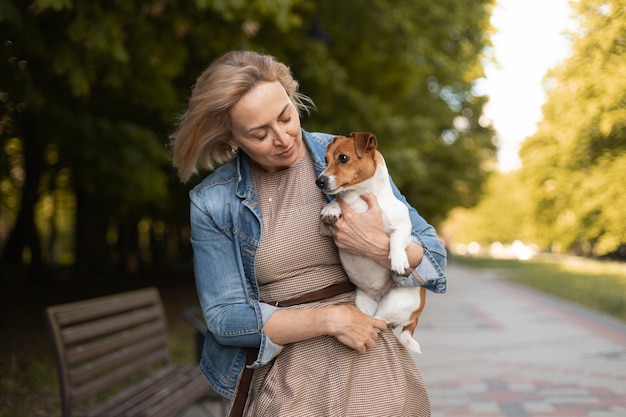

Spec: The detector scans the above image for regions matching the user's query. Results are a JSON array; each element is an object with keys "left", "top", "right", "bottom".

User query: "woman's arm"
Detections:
[
  {"left": 262, "top": 304, "right": 387, "bottom": 354},
  {"left": 191, "top": 195, "right": 388, "bottom": 359}
]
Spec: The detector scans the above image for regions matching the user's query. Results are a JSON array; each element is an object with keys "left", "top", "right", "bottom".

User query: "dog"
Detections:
[{"left": 316, "top": 132, "right": 426, "bottom": 353}]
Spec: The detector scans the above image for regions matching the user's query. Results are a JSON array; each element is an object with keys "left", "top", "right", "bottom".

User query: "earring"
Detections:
[{"left": 229, "top": 148, "right": 239, "bottom": 157}]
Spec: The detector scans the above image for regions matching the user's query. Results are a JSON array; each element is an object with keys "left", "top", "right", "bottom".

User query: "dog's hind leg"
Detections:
[
  {"left": 375, "top": 287, "right": 426, "bottom": 353},
  {"left": 355, "top": 290, "right": 379, "bottom": 316},
  {"left": 398, "top": 288, "right": 427, "bottom": 353},
  {"left": 398, "top": 309, "right": 422, "bottom": 353}
]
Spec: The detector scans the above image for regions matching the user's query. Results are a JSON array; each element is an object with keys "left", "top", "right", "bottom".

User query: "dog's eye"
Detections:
[{"left": 338, "top": 154, "right": 350, "bottom": 164}]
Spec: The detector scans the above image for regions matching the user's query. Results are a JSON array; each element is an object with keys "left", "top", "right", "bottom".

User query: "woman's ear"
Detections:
[{"left": 226, "top": 140, "right": 238, "bottom": 152}]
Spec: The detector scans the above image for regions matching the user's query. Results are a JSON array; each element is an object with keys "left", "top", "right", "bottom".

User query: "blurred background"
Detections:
[{"left": 0, "top": 0, "right": 624, "bottom": 415}]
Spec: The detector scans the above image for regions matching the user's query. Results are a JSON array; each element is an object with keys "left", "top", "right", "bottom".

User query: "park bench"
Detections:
[{"left": 45, "top": 287, "right": 224, "bottom": 417}]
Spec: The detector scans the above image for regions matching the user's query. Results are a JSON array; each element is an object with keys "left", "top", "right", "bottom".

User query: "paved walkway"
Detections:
[{"left": 415, "top": 262, "right": 626, "bottom": 417}]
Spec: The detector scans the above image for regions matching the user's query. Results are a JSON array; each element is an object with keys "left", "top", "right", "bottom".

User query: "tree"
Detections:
[
  {"left": 0, "top": 0, "right": 305, "bottom": 279},
  {"left": 443, "top": 171, "right": 535, "bottom": 246},
  {"left": 1, "top": 0, "right": 496, "bottom": 280},
  {"left": 288, "top": 0, "right": 496, "bottom": 224},
  {"left": 519, "top": 0, "right": 626, "bottom": 256}
]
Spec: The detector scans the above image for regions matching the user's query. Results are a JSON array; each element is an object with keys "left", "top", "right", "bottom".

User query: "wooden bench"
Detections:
[{"left": 45, "top": 287, "right": 223, "bottom": 417}]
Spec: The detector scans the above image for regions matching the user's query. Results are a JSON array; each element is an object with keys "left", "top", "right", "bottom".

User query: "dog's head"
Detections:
[{"left": 315, "top": 132, "right": 379, "bottom": 194}]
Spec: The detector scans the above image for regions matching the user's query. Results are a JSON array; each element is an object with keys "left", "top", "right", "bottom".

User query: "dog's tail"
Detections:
[{"left": 398, "top": 330, "right": 422, "bottom": 354}]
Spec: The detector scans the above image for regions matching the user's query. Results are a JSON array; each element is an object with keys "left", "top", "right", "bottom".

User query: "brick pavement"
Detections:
[{"left": 415, "top": 262, "right": 626, "bottom": 417}]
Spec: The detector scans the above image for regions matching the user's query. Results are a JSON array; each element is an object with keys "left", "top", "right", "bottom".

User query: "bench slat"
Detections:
[
  {"left": 53, "top": 289, "right": 162, "bottom": 326},
  {"left": 65, "top": 320, "right": 164, "bottom": 365},
  {"left": 141, "top": 369, "right": 216, "bottom": 417},
  {"left": 68, "top": 333, "right": 169, "bottom": 385},
  {"left": 59, "top": 305, "right": 165, "bottom": 345},
  {"left": 70, "top": 341, "right": 170, "bottom": 404},
  {"left": 82, "top": 366, "right": 179, "bottom": 417},
  {"left": 84, "top": 365, "right": 211, "bottom": 417}
]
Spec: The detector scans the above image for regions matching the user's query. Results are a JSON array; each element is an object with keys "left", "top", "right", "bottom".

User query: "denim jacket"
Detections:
[{"left": 189, "top": 129, "right": 447, "bottom": 399}]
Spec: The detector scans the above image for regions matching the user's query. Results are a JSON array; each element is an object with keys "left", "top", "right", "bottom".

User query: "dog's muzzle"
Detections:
[{"left": 315, "top": 176, "right": 329, "bottom": 191}]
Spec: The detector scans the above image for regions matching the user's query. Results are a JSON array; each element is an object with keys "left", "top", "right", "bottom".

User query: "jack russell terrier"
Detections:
[{"left": 316, "top": 132, "right": 426, "bottom": 353}]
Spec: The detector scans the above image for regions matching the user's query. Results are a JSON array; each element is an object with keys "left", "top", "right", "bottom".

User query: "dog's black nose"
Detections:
[{"left": 315, "top": 177, "right": 326, "bottom": 189}]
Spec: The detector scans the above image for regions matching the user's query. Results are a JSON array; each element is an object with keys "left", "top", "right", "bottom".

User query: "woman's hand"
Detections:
[
  {"left": 328, "top": 193, "right": 425, "bottom": 272},
  {"left": 325, "top": 305, "right": 388, "bottom": 354},
  {"left": 331, "top": 194, "right": 390, "bottom": 266}
]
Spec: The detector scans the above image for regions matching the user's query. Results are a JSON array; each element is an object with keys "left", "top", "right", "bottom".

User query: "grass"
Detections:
[{"left": 453, "top": 254, "right": 626, "bottom": 322}]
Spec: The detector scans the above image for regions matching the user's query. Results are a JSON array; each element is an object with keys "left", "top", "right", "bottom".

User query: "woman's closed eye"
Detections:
[
  {"left": 254, "top": 129, "right": 269, "bottom": 140},
  {"left": 252, "top": 119, "right": 291, "bottom": 140}
]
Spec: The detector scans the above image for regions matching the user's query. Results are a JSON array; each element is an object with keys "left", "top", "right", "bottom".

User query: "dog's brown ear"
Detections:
[{"left": 350, "top": 132, "right": 377, "bottom": 158}]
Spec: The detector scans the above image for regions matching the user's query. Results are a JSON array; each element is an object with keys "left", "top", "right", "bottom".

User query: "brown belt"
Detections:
[
  {"left": 275, "top": 280, "right": 356, "bottom": 307},
  {"left": 228, "top": 281, "right": 356, "bottom": 417}
]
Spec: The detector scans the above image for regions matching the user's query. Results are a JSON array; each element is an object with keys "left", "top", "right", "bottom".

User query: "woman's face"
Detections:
[{"left": 229, "top": 81, "right": 304, "bottom": 173}]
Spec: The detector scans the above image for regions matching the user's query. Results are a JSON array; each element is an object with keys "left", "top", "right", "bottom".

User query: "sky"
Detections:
[{"left": 479, "top": 0, "right": 577, "bottom": 171}]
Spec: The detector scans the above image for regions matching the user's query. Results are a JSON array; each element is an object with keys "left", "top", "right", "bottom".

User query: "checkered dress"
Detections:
[{"left": 238, "top": 150, "right": 431, "bottom": 417}]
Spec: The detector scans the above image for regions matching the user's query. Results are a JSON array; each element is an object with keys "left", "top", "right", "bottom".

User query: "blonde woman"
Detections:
[{"left": 171, "top": 50, "right": 447, "bottom": 417}]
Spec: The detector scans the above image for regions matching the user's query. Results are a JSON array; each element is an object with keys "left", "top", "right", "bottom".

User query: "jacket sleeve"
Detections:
[{"left": 190, "top": 197, "right": 282, "bottom": 366}]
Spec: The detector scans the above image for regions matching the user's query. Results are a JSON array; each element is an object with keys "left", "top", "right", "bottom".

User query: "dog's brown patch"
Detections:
[
  {"left": 403, "top": 288, "right": 427, "bottom": 335},
  {"left": 324, "top": 132, "right": 380, "bottom": 189}
]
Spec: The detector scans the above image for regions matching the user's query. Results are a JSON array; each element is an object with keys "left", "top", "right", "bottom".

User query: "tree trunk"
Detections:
[
  {"left": 73, "top": 186, "right": 110, "bottom": 281},
  {"left": 1, "top": 110, "right": 45, "bottom": 282},
  {"left": 118, "top": 216, "right": 141, "bottom": 276}
]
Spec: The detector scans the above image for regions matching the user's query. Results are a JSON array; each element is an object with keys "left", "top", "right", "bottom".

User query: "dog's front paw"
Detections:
[
  {"left": 389, "top": 253, "right": 411, "bottom": 277},
  {"left": 320, "top": 204, "right": 342, "bottom": 225}
]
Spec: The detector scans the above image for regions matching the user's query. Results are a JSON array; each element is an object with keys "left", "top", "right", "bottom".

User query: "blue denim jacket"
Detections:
[{"left": 189, "top": 129, "right": 447, "bottom": 399}]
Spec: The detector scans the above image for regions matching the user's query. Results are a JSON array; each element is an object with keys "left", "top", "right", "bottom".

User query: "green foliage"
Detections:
[
  {"left": 443, "top": 171, "right": 535, "bottom": 244},
  {"left": 288, "top": 0, "right": 497, "bottom": 223},
  {"left": 0, "top": 0, "right": 495, "bottom": 272},
  {"left": 445, "top": 0, "right": 625, "bottom": 257},
  {"left": 519, "top": 0, "right": 626, "bottom": 256}
]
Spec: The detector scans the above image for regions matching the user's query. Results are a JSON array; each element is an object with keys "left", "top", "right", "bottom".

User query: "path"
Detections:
[{"left": 415, "top": 262, "right": 626, "bottom": 417}]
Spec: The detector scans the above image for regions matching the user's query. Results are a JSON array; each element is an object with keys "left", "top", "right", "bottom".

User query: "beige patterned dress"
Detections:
[{"left": 242, "top": 150, "right": 431, "bottom": 417}]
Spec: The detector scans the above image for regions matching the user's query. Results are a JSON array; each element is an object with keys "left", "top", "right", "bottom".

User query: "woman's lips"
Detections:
[{"left": 278, "top": 144, "right": 294, "bottom": 158}]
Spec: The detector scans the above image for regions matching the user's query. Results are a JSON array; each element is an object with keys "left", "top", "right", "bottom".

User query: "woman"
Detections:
[{"left": 171, "top": 50, "right": 447, "bottom": 417}]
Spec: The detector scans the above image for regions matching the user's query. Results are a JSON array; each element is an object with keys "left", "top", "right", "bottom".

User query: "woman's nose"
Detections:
[{"left": 273, "top": 128, "right": 290, "bottom": 146}]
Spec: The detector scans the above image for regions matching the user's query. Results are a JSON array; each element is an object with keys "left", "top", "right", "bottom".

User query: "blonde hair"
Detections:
[{"left": 170, "top": 51, "right": 314, "bottom": 183}]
